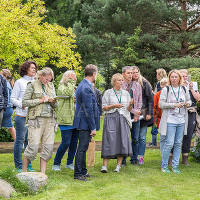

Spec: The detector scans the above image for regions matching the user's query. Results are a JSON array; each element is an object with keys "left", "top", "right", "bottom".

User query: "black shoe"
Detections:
[
  {"left": 84, "top": 173, "right": 94, "bottom": 178},
  {"left": 148, "top": 143, "right": 153, "bottom": 147},
  {"left": 74, "top": 176, "right": 87, "bottom": 181},
  {"left": 131, "top": 160, "right": 138, "bottom": 165}
]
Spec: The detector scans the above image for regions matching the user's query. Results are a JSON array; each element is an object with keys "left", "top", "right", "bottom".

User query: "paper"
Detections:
[
  {"left": 192, "top": 82, "right": 198, "bottom": 91},
  {"left": 55, "top": 95, "right": 70, "bottom": 99}
]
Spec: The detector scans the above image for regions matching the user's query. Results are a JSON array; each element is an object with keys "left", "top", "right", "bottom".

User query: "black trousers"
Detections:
[
  {"left": 74, "top": 130, "right": 91, "bottom": 178},
  {"left": 182, "top": 112, "right": 196, "bottom": 154}
]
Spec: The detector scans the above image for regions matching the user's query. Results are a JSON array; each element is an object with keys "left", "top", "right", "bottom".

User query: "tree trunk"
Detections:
[{"left": 180, "top": 0, "right": 188, "bottom": 56}]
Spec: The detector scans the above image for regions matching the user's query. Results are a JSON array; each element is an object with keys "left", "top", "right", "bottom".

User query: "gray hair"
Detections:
[
  {"left": 122, "top": 66, "right": 133, "bottom": 73},
  {"left": 37, "top": 67, "right": 54, "bottom": 80},
  {"left": 60, "top": 70, "right": 76, "bottom": 84}
]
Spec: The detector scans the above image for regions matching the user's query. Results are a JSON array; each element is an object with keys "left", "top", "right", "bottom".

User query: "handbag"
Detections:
[
  {"left": 151, "top": 125, "right": 158, "bottom": 135},
  {"left": 87, "top": 139, "right": 96, "bottom": 167}
]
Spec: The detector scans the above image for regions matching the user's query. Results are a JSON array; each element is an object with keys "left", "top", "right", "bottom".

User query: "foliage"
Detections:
[
  {"left": 188, "top": 68, "right": 200, "bottom": 88},
  {"left": 0, "top": 168, "right": 31, "bottom": 195},
  {"left": 191, "top": 137, "right": 200, "bottom": 162},
  {"left": 54, "top": 71, "right": 106, "bottom": 93},
  {"left": 0, "top": 0, "right": 81, "bottom": 76},
  {"left": 43, "top": 0, "right": 80, "bottom": 28},
  {"left": 71, "top": 0, "right": 200, "bottom": 87},
  {"left": 142, "top": 57, "right": 200, "bottom": 84},
  {"left": 0, "top": 128, "right": 13, "bottom": 142}
]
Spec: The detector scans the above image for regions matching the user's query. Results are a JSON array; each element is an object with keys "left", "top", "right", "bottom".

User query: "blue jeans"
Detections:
[
  {"left": 152, "top": 134, "right": 157, "bottom": 146},
  {"left": 54, "top": 129, "right": 78, "bottom": 166},
  {"left": 162, "top": 123, "right": 185, "bottom": 169},
  {"left": 130, "top": 120, "right": 140, "bottom": 162},
  {"left": 160, "top": 135, "right": 166, "bottom": 153},
  {"left": 13, "top": 116, "right": 29, "bottom": 169},
  {"left": 138, "top": 125, "right": 148, "bottom": 157}
]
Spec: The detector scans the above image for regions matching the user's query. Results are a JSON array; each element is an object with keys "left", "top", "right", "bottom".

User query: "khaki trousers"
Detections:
[{"left": 24, "top": 117, "right": 55, "bottom": 161}]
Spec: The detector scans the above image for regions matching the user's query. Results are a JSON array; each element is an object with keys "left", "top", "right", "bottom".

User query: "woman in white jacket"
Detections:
[
  {"left": 11, "top": 61, "right": 37, "bottom": 172},
  {"left": 159, "top": 70, "right": 191, "bottom": 174}
]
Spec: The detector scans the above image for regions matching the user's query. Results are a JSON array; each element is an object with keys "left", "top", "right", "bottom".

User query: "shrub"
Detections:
[
  {"left": 0, "top": 128, "right": 13, "bottom": 142},
  {"left": 191, "top": 137, "right": 200, "bottom": 162}
]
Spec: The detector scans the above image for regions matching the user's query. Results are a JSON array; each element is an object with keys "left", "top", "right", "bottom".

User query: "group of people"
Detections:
[
  {"left": 100, "top": 66, "right": 200, "bottom": 175},
  {"left": 0, "top": 61, "right": 200, "bottom": 181}
]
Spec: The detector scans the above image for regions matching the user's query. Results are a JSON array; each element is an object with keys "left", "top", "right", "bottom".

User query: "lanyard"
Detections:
[
  {"left": 42, "top": 84, "right": 47, "bottom": 95},
  {"left": 113, "top": 88, "right": 122, "bottom": 104},
  {"left": 129, "top": 89, "right": 133, "bottom": 98},
  {"left": 171, "top": 86, "right": 180, "bottom": 102}
]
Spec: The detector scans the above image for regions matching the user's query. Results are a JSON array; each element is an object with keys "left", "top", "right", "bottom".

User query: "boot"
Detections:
[
  {"left": 182, "top": 153, "right": 189, "bottom": 166},
  {"left": 168, "top": 154, "right": 173, "bottom": 166}
]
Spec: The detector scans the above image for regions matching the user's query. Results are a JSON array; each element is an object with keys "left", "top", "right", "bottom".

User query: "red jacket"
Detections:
[{"left": 153, "top": 91, "right": 162, "bottom": 128}]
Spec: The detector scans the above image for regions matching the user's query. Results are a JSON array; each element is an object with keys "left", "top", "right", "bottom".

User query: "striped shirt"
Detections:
[{"left": 122, "top": 81, "right": 142, "bottom": 115}]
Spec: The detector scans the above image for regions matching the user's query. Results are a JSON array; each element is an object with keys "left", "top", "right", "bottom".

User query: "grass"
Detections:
[
  {"left": 0, "top": 149, "right": 200, "bottom": 200},
  {"left": 54, "top": 117, "right": 159, "bottom": 143}
]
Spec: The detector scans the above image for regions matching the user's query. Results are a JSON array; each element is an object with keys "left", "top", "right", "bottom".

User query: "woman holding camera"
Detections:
[{"left": 159, "top": 70, "right": 191, "bottom": 174}]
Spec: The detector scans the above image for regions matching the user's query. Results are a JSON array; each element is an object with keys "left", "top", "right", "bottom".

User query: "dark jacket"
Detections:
[
  {"left": 94, "top": 88, "right": 102, "bottom": 116},
  {"left": 0, "top": 75, "right": 8, "bottom": 111},
  {"left": 140, "top": 78, "right": 154, "bottom": 127},
  {"left": 73, "top": 79, "right": 100, "bottom": 131}
]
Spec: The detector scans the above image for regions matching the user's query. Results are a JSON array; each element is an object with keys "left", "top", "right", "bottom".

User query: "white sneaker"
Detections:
[
  {"left": 52, "top": 165, "right": 61, "bottom": 171},
  {"left": 101, "top": 166, "right": 108, "bottom": 173},
  {"left": 114, "top": 165, "right": 121, "bottom": 172},
  {"left": 66, "top": 164, "right": 74, "bottom": 170}
]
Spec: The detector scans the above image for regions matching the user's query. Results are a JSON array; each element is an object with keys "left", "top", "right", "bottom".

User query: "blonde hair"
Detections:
[
  {"left": 179, "top": 69, "right": 188, "bottom": 75},
  {"left": 37, "top": 67, "right": 54, "bottom": 80},
  {"left": 60, "top": 70, "right": 76, "bottom": 84},
  {"left": 111, "top": 73, "right": 124, "bottom": 86},
  {"left": 156, "top": 68, "right": 167, "bottom": 80},
  {"left": 160, "top": 78, "right": 168, "bottom": 86},
  {"left": 168, "top": 70, "right": 183, "bottom": 86},
  {"left": 1, "top": 69, "right": 14, "bottom": 88}
]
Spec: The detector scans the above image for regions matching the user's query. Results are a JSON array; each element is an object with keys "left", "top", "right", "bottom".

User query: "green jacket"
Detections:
[
  {"left": 22, "top": 79, "right": 57, "bottom": 120},
  {"left": 56, "top": 80, "right": 76, "bottom": 125}
]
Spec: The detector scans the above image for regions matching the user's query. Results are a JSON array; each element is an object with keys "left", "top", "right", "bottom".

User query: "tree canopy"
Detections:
[{"left": 0, "top": 0, "right": 81, "bottom": 75}]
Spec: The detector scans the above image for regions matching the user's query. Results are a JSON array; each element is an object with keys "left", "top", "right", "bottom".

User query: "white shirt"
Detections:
[
  {"left": 11, "top": 75, "right": 35, "bottom": 117},
  {"left": 167, "top": 86, "right": 186, "bottom": 124},
  {"left": 102, "top": 88, "right": 132, "bottom": 127}
]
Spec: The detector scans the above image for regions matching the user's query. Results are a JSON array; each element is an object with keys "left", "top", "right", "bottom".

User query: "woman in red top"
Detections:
[{"left": 151, "top": 78, "right": 168, "bottom": 146}]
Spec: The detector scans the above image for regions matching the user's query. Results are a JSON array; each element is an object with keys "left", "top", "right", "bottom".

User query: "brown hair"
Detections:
[
  {"left": 131, "top": 66, "right": 144, "bottom": 86},
  {"left": 84, "top": 64, "right": 98, "bottom": 77},
  {"left": 19, "top": 61, "right": 38, "bottom": 77}
]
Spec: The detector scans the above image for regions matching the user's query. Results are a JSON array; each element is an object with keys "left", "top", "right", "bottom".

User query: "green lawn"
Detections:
[{"left": 0, "top": 149, "right": 200, "bottom": 200}]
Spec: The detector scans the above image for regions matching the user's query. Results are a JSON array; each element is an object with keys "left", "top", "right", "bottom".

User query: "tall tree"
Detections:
[
  {"left": 43, "top": 0, "right": 80, "bottom": 28},
  {"left": 72, "top": 0, "right": 200, "bottom": 87}
]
